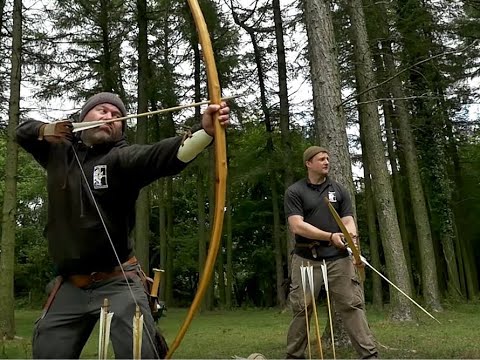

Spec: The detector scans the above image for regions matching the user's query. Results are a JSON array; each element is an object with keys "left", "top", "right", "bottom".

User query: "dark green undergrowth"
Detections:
[{"left": 2, "top": 303, "right": 480, "bottom": 359}]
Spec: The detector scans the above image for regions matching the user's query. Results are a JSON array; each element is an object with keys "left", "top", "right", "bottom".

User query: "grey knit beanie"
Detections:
[
  {"left": 79, "top": 92, "right": 127, "bottom": 123},
  {"left": 303, "top": 146, "right": 329, "bottom": 163}
]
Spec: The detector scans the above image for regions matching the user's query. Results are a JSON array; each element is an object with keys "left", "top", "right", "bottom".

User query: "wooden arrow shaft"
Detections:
[{"left": 72, "top": 95, "right": 238, "bottom": 133}]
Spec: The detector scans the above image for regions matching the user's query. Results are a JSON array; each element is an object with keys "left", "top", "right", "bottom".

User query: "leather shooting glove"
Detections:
[{"left": 38, "top": 120, "right": 73, "bottom": 144}]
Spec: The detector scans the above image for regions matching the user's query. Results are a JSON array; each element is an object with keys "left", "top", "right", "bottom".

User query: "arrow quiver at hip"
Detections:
[{"left": 137, "top": 268, "right": 166, "bottom": 321}]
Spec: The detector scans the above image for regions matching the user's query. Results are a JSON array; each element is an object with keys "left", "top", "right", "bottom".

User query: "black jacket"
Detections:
[{"left": 16, "top": 120, "right": 191, "bottom": 275}]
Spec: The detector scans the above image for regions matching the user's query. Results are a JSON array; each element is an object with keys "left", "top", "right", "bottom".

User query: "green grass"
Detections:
[{"left": 2, "top": 303, "right": 480, "bottom": 358}]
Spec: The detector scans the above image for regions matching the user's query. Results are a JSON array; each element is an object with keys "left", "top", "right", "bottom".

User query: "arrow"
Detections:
[
  {"left": 348, "top": 248, "right": 441, "bottom": 324},
  {"left": 71, "top": 95, "right": 239, "bottom": 133}
]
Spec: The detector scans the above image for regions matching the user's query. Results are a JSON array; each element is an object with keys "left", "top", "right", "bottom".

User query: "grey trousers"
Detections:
[
  {"left": 286, "top": 254, "right": 378, "bottom": 359},
  {"left": 33, "top": 266, "right": 160, "bottom": 359}
]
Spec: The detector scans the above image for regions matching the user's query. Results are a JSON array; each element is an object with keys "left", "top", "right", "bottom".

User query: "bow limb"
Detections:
[
  {"left": 323, "top": 197, "right": 365, "bottom": 282},
  {"left": 166, "top": 1, "right": 226, "bottom": 358},
  {"left": 325, "top": 198, "right": 440, "bottom": 323}
]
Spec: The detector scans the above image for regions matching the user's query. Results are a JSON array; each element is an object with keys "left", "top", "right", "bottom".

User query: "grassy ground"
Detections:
[{"left": 2, "top": 302, "right": 480, "bottom": 359}]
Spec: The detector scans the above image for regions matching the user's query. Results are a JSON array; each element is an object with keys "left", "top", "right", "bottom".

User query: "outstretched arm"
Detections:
[{"left": 118, "top": 103, "right": 230, "bottom": 188}]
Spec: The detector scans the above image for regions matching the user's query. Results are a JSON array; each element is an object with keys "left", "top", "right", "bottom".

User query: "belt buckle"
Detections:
[{"left": 312, "top": 247, "right": 318, "bottom": 258}]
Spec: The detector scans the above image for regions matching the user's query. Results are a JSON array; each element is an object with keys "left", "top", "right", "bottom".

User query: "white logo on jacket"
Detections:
[
  {"left": 328, "top": 191, "right": 337, "bottom": 203},
  {"left": 93, "top": 165, "right": 108, "bottom": 189}
]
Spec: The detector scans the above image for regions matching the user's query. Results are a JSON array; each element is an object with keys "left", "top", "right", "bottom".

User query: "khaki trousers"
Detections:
[{"left": 286, "top": 254, "right": 378, "bottom": 359}]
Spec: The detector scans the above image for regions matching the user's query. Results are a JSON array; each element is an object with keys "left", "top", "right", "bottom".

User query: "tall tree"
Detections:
[
  {"left": 0, "top": 0, "right": 22, "bottom": 339},
  {"left": 225, "top": 186, "right": 234, "bottom": 309},
  {"left": 34, "top": 0, "right": 129, "bottom": 101},
  {"left": 395, "top": 0, "right": 463, "bottom": 297},
  {"left": 365, "top": 0, "right": 442, "bottom": 309},
  {"left": 303, "top": 0, "right": 355, "bottom": 202},
  {"left": 135, "top": 0, "right": 151, "bottom": 273},
  {"left": 0, "top": 0, "right": 8, "bottom": 112},
  {"left": 359, "top": 124, "right": 383, "bottom": 309},
  {"left": 346, "top": 0, "right": 415, "bottom": 320},
  {"left": 231, "top": 1, "right": 286, "bottom": 307},
  {"left": 273, "top": 0, "right": 294, "bottom": 282},
  {"left": 302, "top": 0, "right": 359, "bottom": 344}
]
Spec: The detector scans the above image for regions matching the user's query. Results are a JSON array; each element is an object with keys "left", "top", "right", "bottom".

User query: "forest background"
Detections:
[{"left": 0, "top": 0, "right": 480, "bottom": 345}]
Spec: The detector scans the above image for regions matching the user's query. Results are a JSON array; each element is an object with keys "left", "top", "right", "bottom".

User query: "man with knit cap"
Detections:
[
  {"left": 16, "top": 92, "right": 230, "bottom": 359},
  {"left": 284, "top": 146, "right": 378, "bottom": 359}
]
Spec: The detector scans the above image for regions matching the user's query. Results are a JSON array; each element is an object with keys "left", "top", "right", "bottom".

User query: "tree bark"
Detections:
[
  {"left": 346, "top": 0, "right": 415, "bottom": 320},
  {"left": 232, "top": 8, "right": 286, "bottom": 306},
  {"left": 158, "top": 179, "right": 167, "bottom": 302},
  {"left": 272, "top": 0, "right": 294, "bottom": 280},
  {"left": 303, "top": 0, "right": 358, "bottom": 342},
  {"left": 0, "top": 0, "right": 22, "bottom": 339},
  {"left": 165, "top": 178, "right": 174, "bottom": 306},
  {"left": 217, "top": 239, "right": 226, "bottom": 308},
  {"left": 304, "top": 0, "right": 356, "bottom": 204},
  {"left": 225, "top": 186, "right": 234, "bottom": 309},
  {"left": 206, "top": 148, "right": 215, "bottom": 310},
  {"left": 271, "top": 173, "right": 286, "bottom": 307},
  {"left": 135, "top": 0, "right": 151, "bottom": 274},
  {"left": 395, "top": 0, "right": 462, "bottom": 299},
  {"left": 359, "top": 124, "right": 383, "bottom": 309},
  {"left": 381, "top": 38, "right": 442, "bottom": 310},
  {"left": 197, "top": 171, "right": 207, "bottom": 311}
]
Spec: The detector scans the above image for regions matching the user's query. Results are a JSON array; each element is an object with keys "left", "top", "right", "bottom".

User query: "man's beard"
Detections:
[{"left": 81, "top": 128, "right": 119, "bottom": 146}]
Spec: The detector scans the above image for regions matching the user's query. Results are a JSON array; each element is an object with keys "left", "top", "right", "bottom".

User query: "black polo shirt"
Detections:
[{"left": 284, "top": 177, "right": 353, "bottom": 260}]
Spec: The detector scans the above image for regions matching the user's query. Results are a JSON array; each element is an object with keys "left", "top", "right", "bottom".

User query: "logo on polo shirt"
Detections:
[
  {"left": 93, "top": 165, "right": 108, "bottom": 189},
  {"left": 328, "top": 191, "right": 337, "bottom": 203}
]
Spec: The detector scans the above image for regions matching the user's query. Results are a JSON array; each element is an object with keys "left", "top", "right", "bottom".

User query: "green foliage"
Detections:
[
  {"left": 30, "top": 0, "right": 130, "bottom": 104},
  {"left": 0, "top": 135, "right": 51, "bottom": 304}
]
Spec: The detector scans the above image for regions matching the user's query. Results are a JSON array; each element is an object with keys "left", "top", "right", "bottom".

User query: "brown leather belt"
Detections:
[
  {"left": 67, "top": 256, "right": 138, "bottom": 288},
  {"left": 295, "top": 241, "right": 330, "bottom": 248}
]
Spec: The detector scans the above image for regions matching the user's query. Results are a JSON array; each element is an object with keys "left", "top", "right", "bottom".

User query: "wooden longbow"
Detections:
[{"left": 166, "top": 0, "right": 227, "bottom": 357}]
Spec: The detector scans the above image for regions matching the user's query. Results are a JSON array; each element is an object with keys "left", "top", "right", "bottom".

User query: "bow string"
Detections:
[{"left": 72, "top": 1, "right": 227, "bottom": 357}]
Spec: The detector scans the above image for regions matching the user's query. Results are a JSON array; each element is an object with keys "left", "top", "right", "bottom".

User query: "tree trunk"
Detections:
[
  {"left": 165, "top": 178, "right": 174, "bottom": 306},
  {"left": 303, "top": 0, "right": 358, "bottom": 340},
  {"left": 0, "top": 0, "right": 22, "bottom": 339},
  {"left": 367, "top": 0, "right": 443, "bottom": 309},
  {"left": 225, "top": 187, "right": 233, "bottom": 309},
  {"left": 98, "top": 0, "right": 124, "bottom": 95},
  {"left": 346, "top": 0, "right": 414, "bottom": 320},
  {"left": 445, "top": 115, "right": 479, "bottom": 298},
  {"left": 0, "top": 0, "right": 5, "bottom": 42},
  {"left": 197, "top": 171, "right": 207, "bottom": 311},
  {"left": 217, "top": 239, "right": 226, "bottom": 308},
  {"left": 272, "top": 0, "right": 294, "bottom": 280},
  {"left": 158, "top": 179, "right": 167, "bottom": 302},
  {"left": 395, "top": 0, "right": 462, "bottom": 299},
  {"left": 383, "top": 100, "right": 412, "bottom": 272},
  {"left": 271, "top": 174, "right": 286, "bottom": 307},
  {"left": 360, "top": 124, "right": 383, "bottom": 309},
  {"left": 380, "top": 38, "right": 442, "bottom": 310},
  {"left": 135, "top": 0, "right": 151, "bottom": 273},
  {"left": 206, "top": 148, "right": 215, "bottom": 310},
  {"left": 232, "top": 10, "right": 286, "bottom": 307},
  {"left": 304, "top": 0, "right": 356, "bottom": 205}
]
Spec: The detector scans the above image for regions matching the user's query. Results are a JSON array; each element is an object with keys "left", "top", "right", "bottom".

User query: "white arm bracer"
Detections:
[{"left": 176, "top": 129, "right": 213, "bottom": 163}]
